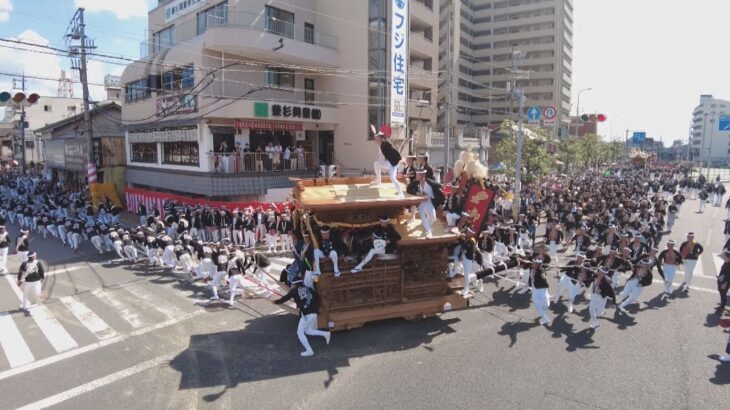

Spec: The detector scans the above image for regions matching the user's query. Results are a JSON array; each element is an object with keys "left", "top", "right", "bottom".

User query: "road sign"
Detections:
[
  {"left": 527, "top": 106, "right": 541, "bottom": 123},
  {"left": 719, "top": 116, "right": 730, "bottom": 131},
  {"left": 542, "top": 106, "right": 557, "bottom": 120},
  {"left": 632, "top": 132, "right": 646, "bottom": 143}
]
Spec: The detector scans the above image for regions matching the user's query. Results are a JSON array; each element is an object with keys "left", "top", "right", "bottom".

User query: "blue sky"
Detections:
[{"left": 0, "top": 0, "right": 150, "bottom": 101}]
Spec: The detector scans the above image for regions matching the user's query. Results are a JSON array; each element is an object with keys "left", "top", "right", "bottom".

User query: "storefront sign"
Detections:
[
  {"left": 165, "top": 0, "right": 208, "bottom": 23},
  {"left": 43, "top": 139, "right": 65, "bottom": 168},
  {"left": 64, "top": 138, "right": 88, "bottom": 172},
  {"left": 93, "top": 139, "right": 102, "bottom": 168},
  {"left": 390, "top": 0, "right": 408, "bottom": 126},
  {"left": 234, "top": 120, "right": 303, "bottom": 131},
  {"left": 253, "top": 101, "right": 322, "bottom": 121},
  {"left": 156, "top": 94, "right": 197, "bottom": 117},
  {"left": 128, "top": 126, "right": 198, "bottom": 143}
]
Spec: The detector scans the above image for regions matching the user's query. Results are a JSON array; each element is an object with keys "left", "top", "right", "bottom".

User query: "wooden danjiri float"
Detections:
[{"left": 287, "top": 176, "right": 468, "bottom": 331}]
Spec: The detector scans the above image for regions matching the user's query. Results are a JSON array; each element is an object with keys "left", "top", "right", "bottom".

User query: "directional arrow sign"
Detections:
[{"left": 527, "top": 106, "right": 541, "bottom": 123}]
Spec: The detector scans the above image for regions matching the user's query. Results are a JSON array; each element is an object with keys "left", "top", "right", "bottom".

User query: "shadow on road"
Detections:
[
  {"left": 707, "top": 355, "right": 730, "bottom": 385},
  {"left": 168, "top": 314, "right": 460, "bottom": 401}
]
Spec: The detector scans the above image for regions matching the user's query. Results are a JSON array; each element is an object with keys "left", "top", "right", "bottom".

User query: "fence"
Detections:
[{"left": 207, "top": 151, "right": 317, "bottom": 174}]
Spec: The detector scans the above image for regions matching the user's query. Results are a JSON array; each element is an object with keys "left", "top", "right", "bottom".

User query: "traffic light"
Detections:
[
  {"left": 0, "top": 92, "right": 40, "bottom": 107},
  {"left": 580, "top": 113, "right": 607, "bottom": 122}
]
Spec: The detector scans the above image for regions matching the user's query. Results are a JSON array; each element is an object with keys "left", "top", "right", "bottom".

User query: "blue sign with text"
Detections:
[
  {"left": 719, "top": 116, "right": 730, "bottom": 131},
  {"left": 632, "top": 132, "right": 646, "bottom": 143}
]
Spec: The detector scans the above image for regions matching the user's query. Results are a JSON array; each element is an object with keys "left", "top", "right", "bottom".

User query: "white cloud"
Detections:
[
  {"left": 74, "top": 0, "right": 150, "bottom": 20},
  {"left": 0, "top": 30, "right": 64, "bottom": 97},
  {"left": 0, "top": 0, "right": 13, "bottom": 23}
]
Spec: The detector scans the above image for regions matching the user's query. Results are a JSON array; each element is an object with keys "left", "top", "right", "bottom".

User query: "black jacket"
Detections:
[
  {"left": 380, "top": 140, "right": 402, "bottom": 166},
  {"left": 407, "top": 179, "right": 445, "bottom": 208}
]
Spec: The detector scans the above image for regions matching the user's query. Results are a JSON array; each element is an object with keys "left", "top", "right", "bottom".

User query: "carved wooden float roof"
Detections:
[{"left": 291, "top": 177, "right": 424, "bottom": 212}]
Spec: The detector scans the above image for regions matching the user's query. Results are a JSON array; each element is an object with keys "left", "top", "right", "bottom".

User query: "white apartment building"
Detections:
[
  {"left": 439, "top": 0, "right": 573, "bottom": 133},
  {"left": 121, "top": 0, "right": 440, "bottom": 200},
  {"left": 690, "top": 94, "right": 730, "bottom": 164}
]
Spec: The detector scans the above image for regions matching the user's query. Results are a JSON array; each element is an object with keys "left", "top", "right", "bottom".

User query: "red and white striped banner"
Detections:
[
  {"left": 124, "top": 186, "right": 289, "bottom": 219},
  {"left": 87, "top": 162, "right": 97, "bottom": 184}
]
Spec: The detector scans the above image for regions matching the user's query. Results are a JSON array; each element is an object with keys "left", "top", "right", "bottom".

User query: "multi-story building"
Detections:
[
  {"left": 121, "top": 0, "right": 440, "bottom": 200},
  {"left": 690, "top": 94, "right": 730, "bottom": 164},
  {"left": 439, "top": 0, "right": 573, "bottom": 132}
]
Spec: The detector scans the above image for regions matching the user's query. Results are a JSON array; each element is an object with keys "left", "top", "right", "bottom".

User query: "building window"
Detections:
[
  {"left": 153, "top": 26, "right": 175, "bottom": 52},
  {"left": 265, "top": 67, "right": 295, "bottom": 88},
  {"left": 125, "top": 78, "right": 150, "bottom": 103},
  {"left": 43, "top": 105, "right": 52, "bottom": 112},
  {"left": 163, "top": 141, "right": 199, "bottom": 166},
  {"left": 131, "top": 143, "right": 157, "bottom": 163},
  {"left": 25, "top": 141, "right": 34, "bottom": 149},
  {"left": 304, "top": 22, "right": 314, "bottom": 44},
  {"left": 197, "top": 1, "right": 228, "bottom": 35},
  {"left": 265, "top": 6, "right": 295, "bottom": 38},
  {"left": 304, "top": 79, "right": 315, "bottom": 104},
  {"left": 161, "top": 64, "right": 194, "bottom": 92}
]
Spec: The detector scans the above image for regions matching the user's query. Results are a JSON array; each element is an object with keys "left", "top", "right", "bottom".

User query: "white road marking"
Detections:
[
  {"left": 59, "top": 296, "right": 118, "bottom": 340},
  {"left": 45, "top": 265, "right": 84, "bottom": 277},
  {"left": 713, "top": 255, "right": 724, "bottom": 277},
  {"left": 0, "top": 312, "right": 34, "bottom": 368},
  {"left": 122, "top": 283, "right": 187, "bottom": 320},
  {"left": 15, "top": 352, "right": 176, "bottom": 410},
  {"left": 2, "top": 275, "right": 78, "bottom": 353},
  {"left": 90, "top": 289, "right": 146, "bottom": 329},
  {"left": 0, "top": 310, "right": 204, "bottom": 381}
]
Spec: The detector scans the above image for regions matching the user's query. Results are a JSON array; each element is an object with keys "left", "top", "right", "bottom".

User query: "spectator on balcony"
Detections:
[
  {"left": 265, "top": 142, "right": 275, "bottom": 170},
  {"left": 217, "top": 141, "right": 230, "bottom": 173},
  {"left": 284, "top": 145, "right": 292, "bottom": 170},
  {"left": 255, "top": 146, "right": 264, "bottom": 172},
  {"left": 296, "top": 143, "right": 305, "bottom": 169},
  {"left": 243, "top": 143, "right": 251, "bottom": 171},
  {"left": 234, "top": 142, "right": 242, "bottom": 173},
  {"left": 273, "top": 142, "right": 283, "bottom": 170}
]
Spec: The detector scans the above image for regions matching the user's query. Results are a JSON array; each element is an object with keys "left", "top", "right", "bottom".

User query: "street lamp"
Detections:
[{"left": 574, "top": 87, "right": 593, "bottom": 138}]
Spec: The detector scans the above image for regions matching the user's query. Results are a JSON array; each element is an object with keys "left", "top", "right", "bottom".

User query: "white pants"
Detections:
[
  {"left": 228, "top": 274, "right": 245, "bottom": 304},
  {"left": 619, "top": 278, "right": 644, "bottom": 308},
  {"left": 123, "top": 245, "right": 138, "bottom": 261},
  {"left": 194, "top": 259, "right": 215, "bottom": 280},
  {"left": 417, "top": 199, "right": 437, "bottom": 236},
  {"left": 532, "top": 288, "right": 550, "bottom": 323},
  {"left": 18, "top": 251, "right": 28, "bottom": 264},
  {"left": 297, "top": 313, "right": 329, "bottom": 354},
  {"left": 69, "top": 233, "right": 81, "bottom": 250},
  {"left": 179, "top": 254, "right": 194, "bottom": 273},
  {"left": 354, "top": 246, "right": 385, "bottom": 271},
  {"left": 58, "top": 226, "right": 67, "bottom": 244},
  {"left": 314, "top": 249, "right": 339, "bottom": 274},
  {"left": 0, "top": 247, "right": 8, "bottom": 273},
  {"left": 147, "top": 247, "right": 159, "bottom": 265},
  {"left": 553, "top": 275, "right": 580, "bottom": 309},
  {"left": 279, "top": 234, "right": 293, "bottom": 252},
  {"left": 462, "top": 258, "right": 481, "bottom": 295},
  {"left": 663, "top": 264, "right": 677, "bottom": 293},
  {"left": 589, "top": 294, "right": 607, "bottom": 327},
  {"left": 699, "top": 199, "right": 706, "bottom": 212},
  {"left": 20, "top": 280, "right": 42, "bottom": 310},
  {"left": 211, "top": 271, "right": 228, "bottom": 299},
  {"left": 47, "top": 225, "right": 58, "bottom": 238},
  {"left": 373, "top": 159, "right": 404, "bottom": 197},
  {"left": 232, "top": 229, "right": 243, "bottom": 246},
  {"left": 244, "top": 231, "right": 256, "bottom": 247},
  {"left": 683, "top": 259, "right": 698, "bottom": 286},
  {"left": 446, "top": 212, "right": 461, "bottom": 227},
  {"left": 161, "top": 246, "right": 177, "bottom": 268},
  {"left": 266, "top": 234, "right": 277, "bottom": 252},
  {"left": 89, "top": 236, "right": 103, "bottom": 253},
  {"left": 113, "top": 241, "right": 125, "bottom": 259}
]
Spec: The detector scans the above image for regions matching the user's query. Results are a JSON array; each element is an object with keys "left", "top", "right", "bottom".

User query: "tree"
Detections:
[{"left": 493, "top": 120, "right": 553, "bottom": 182}]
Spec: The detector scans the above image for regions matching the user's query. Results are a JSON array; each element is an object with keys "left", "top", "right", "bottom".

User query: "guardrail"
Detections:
[{"left": 207, "top": 151, "right": 317, "bottom": 174}]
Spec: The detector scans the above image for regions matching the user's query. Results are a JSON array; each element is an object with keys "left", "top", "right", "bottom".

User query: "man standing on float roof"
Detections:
[{"left": 372, "top": 130, "right": 404, "bottom": 198}]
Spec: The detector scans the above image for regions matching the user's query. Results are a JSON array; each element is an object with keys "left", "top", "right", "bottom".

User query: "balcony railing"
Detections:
[
  {"left": 207, "top": 151, "right": 317, "bottom": 174},
  {"left": 141, "top": 6, "right": 338, "bottom": 57}
]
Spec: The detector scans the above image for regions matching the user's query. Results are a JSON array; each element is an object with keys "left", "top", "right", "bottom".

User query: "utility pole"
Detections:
[
  {"left": 67, "top": 8, "right": 96, "bottom": 186},
  {"left": 511, "top": 50, "right": 526, "bottom": 220},
  {"left": 13, "top": 74, "right": 26, "bottom": 173},
  {"left": 443, "top": 7, "right": 452, "bottom": 177}
]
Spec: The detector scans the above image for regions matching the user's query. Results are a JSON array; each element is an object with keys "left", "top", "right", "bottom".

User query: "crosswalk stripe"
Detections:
[
  {"left": 2, "top": 275, "right": 78, "bottom": 353},
  {"left": 0, "top": 313, "right": 34, "bottom": 368},
  {"left": 713, "top": 255, "right": 724, "bottom": 276},
  {"left": 59, "top": 296, "right": 118, "bottom": 341},
  {"left": 122, "top": 283, "right": 187, "bottom": 320},
  {"left": 90, "top": 289, "right": 147, "bottom": 330},
  {"left": 45, "top": 265, "right": 85, "bottom": 277}
]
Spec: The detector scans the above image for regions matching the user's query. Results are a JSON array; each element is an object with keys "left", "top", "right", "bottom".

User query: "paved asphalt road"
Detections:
[{"left": 0, "top": 197, "right": 728, "bottom": 410}]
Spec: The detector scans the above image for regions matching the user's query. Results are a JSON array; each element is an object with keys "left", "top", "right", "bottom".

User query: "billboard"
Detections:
[{"left": 389, "top": 0, "right": 408, "bottom": 127}]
